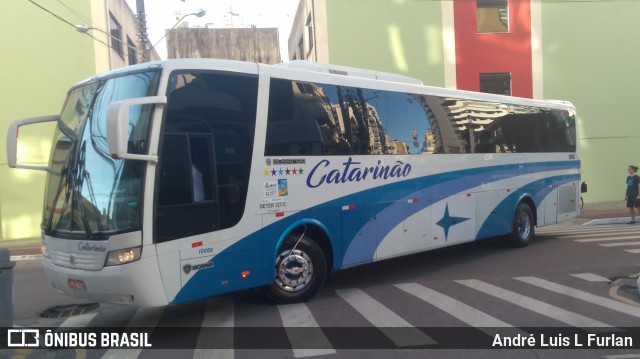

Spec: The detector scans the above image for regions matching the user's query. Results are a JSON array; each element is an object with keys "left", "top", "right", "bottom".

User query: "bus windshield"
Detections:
[{"left": 43, "top": 70, "right": 160, "bottom": 239}]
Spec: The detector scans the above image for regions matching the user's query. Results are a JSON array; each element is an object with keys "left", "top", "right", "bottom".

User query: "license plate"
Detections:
[{"left": 67, "top": 278, "right": 86, "bottom": 290}]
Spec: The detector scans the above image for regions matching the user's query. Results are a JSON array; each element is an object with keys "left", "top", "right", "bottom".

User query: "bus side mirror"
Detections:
[
  {"left": 106, "top": 96, "right": 166, "bottom": 162},
  {"left": 6, "top": 115, "right": 59, "bottom": 171}
]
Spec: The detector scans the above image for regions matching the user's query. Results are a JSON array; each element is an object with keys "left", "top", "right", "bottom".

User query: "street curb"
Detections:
[{"left": 10, "top": 254, "right": 43, "bottom": 262}]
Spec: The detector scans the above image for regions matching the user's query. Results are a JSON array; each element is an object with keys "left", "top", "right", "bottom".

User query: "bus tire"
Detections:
[
  {"left": 510, "top": 202, "right": 535, "bottom": 247},
  {"left": 264, "top": 235, "right": 327, "bottom": 304}
]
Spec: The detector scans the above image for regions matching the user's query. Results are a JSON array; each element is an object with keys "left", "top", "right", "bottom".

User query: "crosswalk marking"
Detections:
[
  {"left": 336, "top": 288, "right": 436, "bottom": 347},
  {"left": 455, "top": 279, "right": 615, "bottom": 329},
  {"left": 539, "top": 225, "right": 637, "bottom": 235},
  {"left": 194, "top": 299, "right": 235, "bottom": 359},
  {"left": 57, "top": 312, "right": 97, "bottom": 328},
  {"left": 577, "top": 233, "right": 640, "bottom": 240},
  {"left": 560, "top": 230, "right": 639, "bottom": 238},
  {"left": 101, "top": 306, "right": 164, "bottom": 359},
  {"left": 571, "top": 273, "right": 610, "bottom": 282},
  {"left": 34, "top": 218, "right": 640, "bottom": 356},
  {"left": 515, "top": 276, "right": 640, "bottom": 318},
  {"left": 599, "top": 241, "right": 640, "bottom": 247},
  {"left": 540, "top": 225, "right": 640, "bottom": 253},
  {"left": 576, "top": 235, "right": 640, "bottom": 243},
  {"left": 278, "top": 303, "right": 336, "bottom": 357},
  {"left": 538, "top": 225, "right": 630, "bottom": 235},
  {"left": 126, "top": 306, "right": 165, "bottom": 327},
  {"left": 394, "top": 283, "right": 528, "bottom": 338},
  {"left": 54, "top": 308, "right": 97, "bottom": 359},
  {"left": 35, "top": 270, "right": 640, "bottom": 356}
]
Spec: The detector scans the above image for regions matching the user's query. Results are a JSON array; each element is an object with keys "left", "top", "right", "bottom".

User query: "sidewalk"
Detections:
[
  {"left": 0, "top": 236, "right": 41, "bottom": 261},
  {"left": 574, "top": 200, "right": 631, "bottom": 221},
  {"left": 0, "top": 201, "right": 635, "bottom": 261}
]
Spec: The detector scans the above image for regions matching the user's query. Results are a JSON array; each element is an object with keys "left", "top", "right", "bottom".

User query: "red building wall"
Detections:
[{"left": 453, "top": 0, "right": 533, "bottom": 98}]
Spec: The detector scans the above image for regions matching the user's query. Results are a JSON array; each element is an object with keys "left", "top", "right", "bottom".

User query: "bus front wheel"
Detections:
[
  {"left": 264, "top": 235, "right": 327, "bottom": 304},
  {"left": 510, "top": 202, "right": 535, "bottom": 247}
]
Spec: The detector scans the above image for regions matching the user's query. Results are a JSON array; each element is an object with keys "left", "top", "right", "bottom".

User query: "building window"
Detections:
[
  {"left": 297, "top": 38, "right": 304, "bottom": 60},
  {"left": 480, "top": 73, "right": 511, "bottom": 96},
  {"left": 109, "top": 13, "right": 123, "bottom": 56},
  {"left": 477, "top": 0, "right": 508, "bottom": 33},
  {"left": 127, "top": 37, "right": 137, "bottom": 65},
  {"left": 305, "top": 15, "right": 314, "bottom": 57}
]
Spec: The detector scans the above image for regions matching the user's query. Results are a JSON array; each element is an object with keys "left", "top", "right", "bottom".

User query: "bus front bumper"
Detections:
[{"left": 42, "top": 255, "right": 169, "bottom": 307}]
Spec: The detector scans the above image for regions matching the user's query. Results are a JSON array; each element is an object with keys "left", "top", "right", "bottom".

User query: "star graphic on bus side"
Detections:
[{"left": 436, "top": 204, "right": 470, "bottom": 241}]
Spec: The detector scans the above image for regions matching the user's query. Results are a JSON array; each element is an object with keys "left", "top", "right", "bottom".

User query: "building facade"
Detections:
[
  {"left": 290, "top": 0, "right": 640, "bottom": 204},
  {"left": 166, "top": 28, "right": 281, "bottom": 64},
  {"left": 0, "top": 0, "right": 151, "bottom": 241}
]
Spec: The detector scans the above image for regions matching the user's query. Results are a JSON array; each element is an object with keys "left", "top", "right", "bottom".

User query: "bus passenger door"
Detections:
[
  {"left": 153, "top": 134, "right": 219, "bottom": 301},
  {"left": 152, "top": 70, "right": 259, "bottom": 303}
]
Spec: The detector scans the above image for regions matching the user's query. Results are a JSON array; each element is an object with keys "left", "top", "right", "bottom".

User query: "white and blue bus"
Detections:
[{"left": 7, "top": 59, "right": 580, "bottom": 306}]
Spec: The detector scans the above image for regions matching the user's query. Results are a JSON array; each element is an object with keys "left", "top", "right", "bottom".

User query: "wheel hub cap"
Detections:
[{"left": 276, "top": 251, "right": 313, "bottom": 292}]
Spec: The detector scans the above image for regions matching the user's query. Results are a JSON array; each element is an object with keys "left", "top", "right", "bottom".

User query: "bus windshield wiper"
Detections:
[{"left": 70, "top": 142, "right": 95, "bottom": 239}]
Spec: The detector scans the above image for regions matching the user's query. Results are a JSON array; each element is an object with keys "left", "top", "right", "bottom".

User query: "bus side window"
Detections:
[{"left": 380, "top": 92, "right": 433, "bottom": 155}]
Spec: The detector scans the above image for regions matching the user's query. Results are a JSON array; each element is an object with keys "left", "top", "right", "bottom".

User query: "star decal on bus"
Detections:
[{"left": 436, "top": 203, "right": 470, "bottom": 241}]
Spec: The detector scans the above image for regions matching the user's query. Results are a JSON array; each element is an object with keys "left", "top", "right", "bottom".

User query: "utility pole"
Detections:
[{"left": 136, "top": 0, "right": 151, "bottom": 62}]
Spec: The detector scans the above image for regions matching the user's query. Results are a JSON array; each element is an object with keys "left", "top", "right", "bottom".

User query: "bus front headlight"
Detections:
[{"left": 105, "top": 246, "right": 142, "bottom": 266}]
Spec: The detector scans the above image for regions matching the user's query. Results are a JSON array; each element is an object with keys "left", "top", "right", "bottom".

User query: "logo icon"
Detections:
[
  {"left": 7, "top": 329, "right": 40, "bottom": 347},
  {"left": 183, "top": 264, "right": 192, "bottom": 274}
]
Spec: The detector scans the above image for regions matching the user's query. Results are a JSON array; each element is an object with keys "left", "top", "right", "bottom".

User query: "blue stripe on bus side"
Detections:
[
  {"left": 172, "top": 160, "right": 579, "bottom": 304},
  {"left": 475, "top": 174, "right": 580, "bottom": 240},
  {"left": 340, "top": 167, "right": 579, "bottom": 268}
]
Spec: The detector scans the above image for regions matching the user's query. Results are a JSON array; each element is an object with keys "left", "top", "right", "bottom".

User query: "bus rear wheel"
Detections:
[
  {"left": 264, "top": 235, "right": 327, "bottom": 304},
  {"left": 510, "top": 202, "right": 535, "bottom": 247}
]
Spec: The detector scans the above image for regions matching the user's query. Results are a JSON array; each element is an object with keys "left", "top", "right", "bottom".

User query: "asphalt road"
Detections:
[{"left": 3, "top": 222, "right": 640, "bottom": 358}]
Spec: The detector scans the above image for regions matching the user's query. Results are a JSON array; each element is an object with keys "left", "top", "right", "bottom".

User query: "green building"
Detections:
[{"left": 0, "top": 0, "right": 146, "bottom": 241}]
